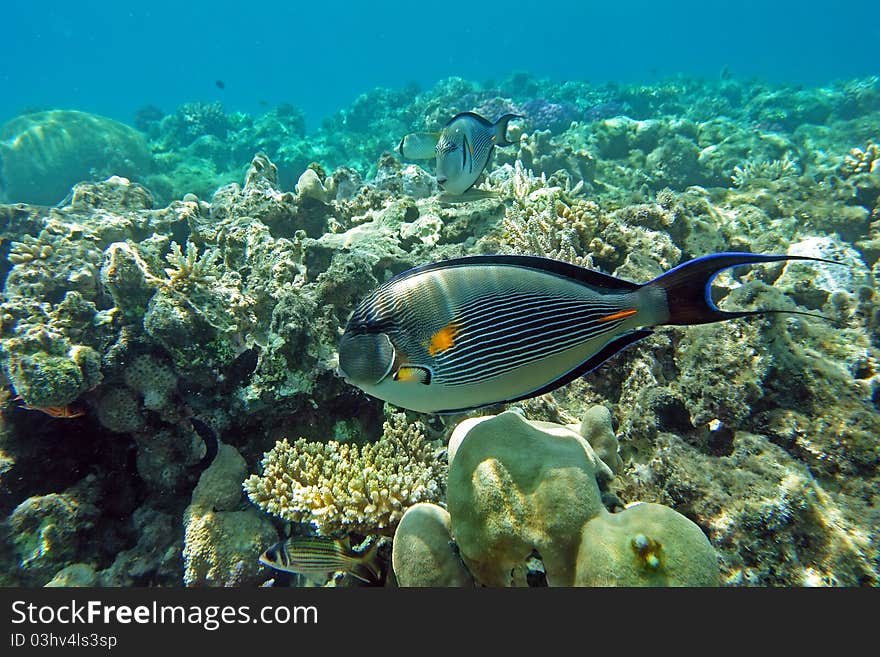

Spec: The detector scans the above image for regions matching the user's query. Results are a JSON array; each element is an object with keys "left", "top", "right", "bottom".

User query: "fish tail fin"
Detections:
[
  {"left": 347, "top": 539, "right": 382, "bottom": 584},
  {"left": 493, "top": 113, "right": 522, "bottom": 146},
  {"left": 645, "top": 252, "right": 842, "bottom": 326}
]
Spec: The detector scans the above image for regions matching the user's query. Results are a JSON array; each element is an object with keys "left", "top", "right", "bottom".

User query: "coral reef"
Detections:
[
  {"left": 0, "top": 72, "right": 878, "bottom": 587},
  {"left": 244, "top": 414, "right": 446, "bottom": 535}
]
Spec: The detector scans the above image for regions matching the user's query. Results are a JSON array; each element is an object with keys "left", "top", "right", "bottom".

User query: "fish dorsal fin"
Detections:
[
  {"left": 445, "top": 111, "right": 494, "bottom": 128},
  {"left": 384, "top": 254, "right": 642, "bottom": 293}
]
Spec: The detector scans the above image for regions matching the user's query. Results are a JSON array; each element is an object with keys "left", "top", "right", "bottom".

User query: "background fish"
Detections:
[
  {"left": 338, "top": 252, "right": 835, "bottom": 414},
  {"left": 434, "top": 112, "right": 520, "bottom": 194},
  {"left": 259, "top": 536, "right": 381, "bottom": 584},
  {"left": 397, "top": 112, "right": 521, "bottom": 194}
]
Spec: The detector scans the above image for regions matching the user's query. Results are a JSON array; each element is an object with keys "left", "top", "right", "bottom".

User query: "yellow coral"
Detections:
[
  {"left": 499, "top": 191, "right": 603, "bottom": 267},
  {"left": 8, "top": 235, "right": 54, "bottom": 264},
  {"left": 840, "top": 142, "right": 879, "bottom": 177},
  {"left": 243, "top": 414, "right": 446, "bottom": 535}
]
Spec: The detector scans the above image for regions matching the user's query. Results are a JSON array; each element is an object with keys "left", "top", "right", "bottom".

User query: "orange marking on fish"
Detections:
[
  {"left": 394, "top": 366, "right": 422, "bottom": 382},
  {"left": 597, "top": 308, "right": 638, "bottom": 323},
  {"left": 427, "top": 322, "right": 461, "bottom": 356}
]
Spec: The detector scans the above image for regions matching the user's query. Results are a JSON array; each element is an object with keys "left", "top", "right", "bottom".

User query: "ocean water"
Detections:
[
  {"left": 0, "top": 0, "right": 878, "bottom": 590},
  {"left": 2, "top": 0, "right": 878, "bottom": 129}
]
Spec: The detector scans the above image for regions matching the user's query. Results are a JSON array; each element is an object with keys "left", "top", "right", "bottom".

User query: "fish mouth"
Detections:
[{"left": 436, "top": 176, "right": 447, "bottom": 186}]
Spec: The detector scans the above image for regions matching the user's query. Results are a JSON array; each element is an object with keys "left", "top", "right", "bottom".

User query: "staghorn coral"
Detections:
[
  {"left": 162, "top": 241, "right": 222, "bottom": 294},
  {"left": 731, "top": 154, "right": 799, "bottom": 188},
  {"left": 243, "top": 413, "right": 446, "bottom": 535}
]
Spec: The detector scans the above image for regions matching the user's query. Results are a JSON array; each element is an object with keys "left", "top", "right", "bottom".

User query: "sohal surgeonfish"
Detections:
[
  {"left": 338, "top": 252, "right": 836, "bottom": 414},
  {"left": 259, "top": 536, "right": 381, "bottom": 584},
  {"left": 396, "top": 111, "right": 521, "bottom": 194}
]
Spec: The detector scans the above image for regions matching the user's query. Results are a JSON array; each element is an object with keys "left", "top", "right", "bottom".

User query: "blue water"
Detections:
[{"left": 2, "top": 0, "right": 878, "bottom": 130}]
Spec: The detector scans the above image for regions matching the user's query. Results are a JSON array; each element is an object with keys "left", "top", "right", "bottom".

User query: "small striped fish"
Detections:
[
  {"left": 338, "top": 252, "right": 835, "bottom": 414},
  {"left": 259, "top": 536, "right": 381, "bottom": 584}
]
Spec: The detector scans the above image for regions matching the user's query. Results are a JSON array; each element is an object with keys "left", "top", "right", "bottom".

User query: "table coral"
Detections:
[{"left": 244, "top": 413, "right": 446, "bottom": 535}]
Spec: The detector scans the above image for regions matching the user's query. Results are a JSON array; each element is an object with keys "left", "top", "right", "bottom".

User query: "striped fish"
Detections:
[
  {"left": 433, "top": 112, "right": 520, "bottom": 194},
  {"left": 338, "top": 252, "right": 836, "bottom": 414},
  {"left": 259, "top": 536, "right": 381, "bottom": 584}
]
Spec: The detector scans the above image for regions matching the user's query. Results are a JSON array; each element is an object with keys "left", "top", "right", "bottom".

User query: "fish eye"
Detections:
[{"left": 338, "top": 331, "right": 396, "bottom": 385}]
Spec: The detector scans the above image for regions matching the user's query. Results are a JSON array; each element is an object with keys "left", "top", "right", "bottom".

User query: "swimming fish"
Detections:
[
  {"left": 397, "top": 112, "right": 521, "bottom": 194},
  {"left": 259, "top": 536, "right": 381, "bottom": 584},
  {"left": 338, "top": 252, "right": 835, "bottom": 414}
]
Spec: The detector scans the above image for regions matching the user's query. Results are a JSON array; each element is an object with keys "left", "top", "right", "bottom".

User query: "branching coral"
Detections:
[
  {"left": 492, "top": 162, "right": 602, "bottom": 267},
  {"left": 500, "top": 201, "right": 596, "bottom": 267},
  {"left": 731, "top": 154, "right": 799, "bottom": 187},
  {"left": 162, "top": 241, "right": 222, "bottom": 293},
  {"left": 7, "top": 235, "right": 54, "bottom": 264},
  {"left": 243, "top": 414, "right": 446, "bottom": 535}
]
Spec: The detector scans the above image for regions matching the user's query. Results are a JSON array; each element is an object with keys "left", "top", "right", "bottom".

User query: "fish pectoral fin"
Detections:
[{"left": 393, "top": 364, "right": 433, "bottom": 385}]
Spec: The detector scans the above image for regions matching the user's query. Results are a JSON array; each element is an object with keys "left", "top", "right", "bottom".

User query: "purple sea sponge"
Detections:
[
  {"left": 522, "top": 98, "right": 580, "bottom": 133},
  {"left": 471, "top": 96, "right": 524, "bottom": 123},
  {"left": 583, "top": 100, "right": 629, "bottom": 122}
]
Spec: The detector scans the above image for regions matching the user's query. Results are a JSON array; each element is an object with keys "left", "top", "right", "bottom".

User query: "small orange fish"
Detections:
[{"left": 15, "top": 397, "right": 85, "bottom": 418}]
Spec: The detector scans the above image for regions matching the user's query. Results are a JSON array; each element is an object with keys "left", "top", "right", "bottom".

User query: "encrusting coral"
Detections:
[{"left": 243, "top": 413, "right": 446, "bottom": 535}]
